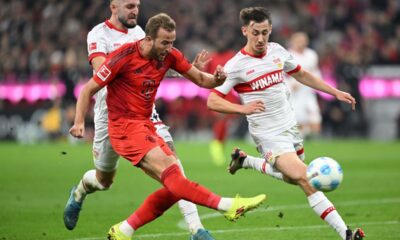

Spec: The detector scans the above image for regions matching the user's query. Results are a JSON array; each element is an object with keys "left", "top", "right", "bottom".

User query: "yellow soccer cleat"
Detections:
[
  {"left": 223, "top": 194, "right": 267, "bottom": 221},
  {"left": 107, "top": 222, "right": 131, "bottom": 240}
]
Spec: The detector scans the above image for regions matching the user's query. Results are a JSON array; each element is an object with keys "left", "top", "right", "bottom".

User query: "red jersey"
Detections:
[{"left": 93, "top": 40, "right": 192, "bottom": 121}]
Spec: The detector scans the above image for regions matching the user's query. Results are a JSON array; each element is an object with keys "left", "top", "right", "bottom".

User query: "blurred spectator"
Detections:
[
  {"left": 286, "top": 32, "right": 323, "bottom": 139},
  {"left": 1, "top": 0, "right": 399, "bottom": 140},
  {"left": 334, "top": 50, "right": 368, "bottom": 137}
]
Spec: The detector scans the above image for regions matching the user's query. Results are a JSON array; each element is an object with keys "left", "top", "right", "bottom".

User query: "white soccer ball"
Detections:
[{"left": 306, "top": 157, "right": 343, "bottom": 192}]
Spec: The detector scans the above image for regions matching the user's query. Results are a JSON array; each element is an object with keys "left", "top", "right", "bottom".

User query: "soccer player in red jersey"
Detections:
[
  {"left": 69, "top": 13, "right": 266, "bottom": 240},
  {"left": 63, "top": 1, "right": 215, "bottom": 239}
]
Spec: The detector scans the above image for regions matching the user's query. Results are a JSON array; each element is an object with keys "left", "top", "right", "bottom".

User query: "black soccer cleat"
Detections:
[
  {"left": 346, "top": 227, "right": 365, "bottom": 240},
  {"left": 228, "top": 148, "right": 247, "bottom": 175}
]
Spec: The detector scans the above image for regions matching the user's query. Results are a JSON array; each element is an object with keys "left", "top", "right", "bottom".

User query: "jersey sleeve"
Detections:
[
  {"left": 135, "top": 26, "right": 146, "bottom": 40},
  {"left": 277, "top": 44, "right": 301, "bottom": 75},
  {"left": 92, "top": 43, "right": 135, "bottom": 87},
  {"left": 170, "top": 48, "right": 192, "bottom": 74},
  {"left": 212, "top": 62, "right": 240, "bottom": 97},
  {"left": 87, "top": 29, "right": 107, "bottom": 63}
]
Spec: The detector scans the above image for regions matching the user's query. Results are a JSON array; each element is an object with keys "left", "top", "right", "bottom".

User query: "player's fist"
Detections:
[
  {"left": 241, "top": 100, "right": 265, "bottom": 115},
  {"left": 69, "top": 122, "right": 85, "bottom": 138},
  {"left": 213, "top": 65, "right": 226, "bottom": 86}
]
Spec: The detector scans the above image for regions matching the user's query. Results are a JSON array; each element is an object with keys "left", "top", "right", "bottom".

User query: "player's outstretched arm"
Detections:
[
  {"left": 182, "top": 65, "right": 226, "bottom": 89},
  {"left": 207, "top": 92, "right": 265, "bottom": 115},
  {"left": 291, "top": 69, "right": 356, "bottom": 110},
  {"left": 69, "top": 79, "right": 102, "bottom": 138}
]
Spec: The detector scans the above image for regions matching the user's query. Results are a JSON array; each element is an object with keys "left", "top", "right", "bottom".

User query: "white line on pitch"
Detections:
[
  {"left": 70, "top": 220, "right": 399, "bottom": 240},
  {"left": 177, "top": 197, "right": 400, "bottom": 229}
]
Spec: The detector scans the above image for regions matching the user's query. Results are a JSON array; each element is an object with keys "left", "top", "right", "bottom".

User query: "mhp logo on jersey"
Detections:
[{"left": 97, "top": 65, "right": 111, "bottom": 81}]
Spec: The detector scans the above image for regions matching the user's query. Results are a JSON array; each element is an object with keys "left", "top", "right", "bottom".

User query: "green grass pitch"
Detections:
[{"left": 0, "top": 140, "right": 399, "bottom": 239}]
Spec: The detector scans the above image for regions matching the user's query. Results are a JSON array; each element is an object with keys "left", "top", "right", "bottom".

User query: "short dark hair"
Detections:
[
  {"left": 145, "top": 13, "right": 176, "bottom": 39},
  {"left": 240, "top": 7, "right": 272, "bottom": 26}
]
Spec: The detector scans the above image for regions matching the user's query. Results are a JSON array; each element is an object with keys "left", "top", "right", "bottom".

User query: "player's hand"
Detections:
[
  {"left": 335, "top": 90, "right": 356, "bottom": 110},
  {"left": 193, "top": 50, "right": 212, "bottom": 71},
  {"left": 241, "top": 100, "right": 265, "bottom": 115},
  {"left": 213, "top": 65, "right": 226, "bottom": 86},
  {"left": 69, "top": 122, "right": 85, "bottom": 138}
]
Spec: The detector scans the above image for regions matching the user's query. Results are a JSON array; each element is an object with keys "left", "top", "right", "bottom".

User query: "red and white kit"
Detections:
[{"left": 213, "top": 42, "right": 304, "bottom": 160}]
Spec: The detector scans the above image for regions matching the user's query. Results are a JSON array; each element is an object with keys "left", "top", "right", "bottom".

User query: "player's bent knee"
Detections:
[{"left": 97, "top": 179, "right": 113, "bottom": 189}]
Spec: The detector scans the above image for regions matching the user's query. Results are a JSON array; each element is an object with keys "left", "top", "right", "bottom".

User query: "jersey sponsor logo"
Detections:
[
  {"left": 96, "top": 65, "right": 111, "bottom": 81},
  {"left": 234, "top": 70, "right": 284, "bottom": 93},
  {"left": 113, "top": 43, "right": 122, "bottom": 48},
  {"left": 89, "top": 42, "right": 97, "bottom": 51}
]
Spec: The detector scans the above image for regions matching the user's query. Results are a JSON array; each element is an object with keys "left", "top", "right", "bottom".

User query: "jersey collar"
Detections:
[
  {"left": 105, "top": 20, "right": 128, "bottom": 34},
  {"left": 240, "top": 47, "right": 267, "bottom": 59}
]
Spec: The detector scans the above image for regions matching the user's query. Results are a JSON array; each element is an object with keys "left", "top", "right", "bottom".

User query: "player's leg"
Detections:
[
  {"left": 228, "top": 147, "right": 285, "bottom": 181},
  {"left": 107, "top": 121, "right": 266, "bottom": 239},
  {"left": 307, "top": 95, "right": 322, "bottom": 137},
  {"left": 273, "top": 126, "right": 360, "bottom": 240},
  {"left": 155, "top": 125, "right": 212, "bottom": 238},
  {"left": 209, "top": 116, "right": 228, "bottom": 166},
  {"left": 110, "top": 146, "right": 266, "bottom": 239},
  {"left": 275, "top": 152, "right": 354, "bottom": 239},
  {"left": 64, "top": 128, "right": 119, "bottom": 230}
]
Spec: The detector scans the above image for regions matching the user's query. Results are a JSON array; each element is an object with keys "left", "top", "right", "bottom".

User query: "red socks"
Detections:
[
  {"left": 127, "top": 164, "right": 221, "bottom": 230},
  {"left": 161, "top": 164, "right": 221, "bottom": 209},
  {"left": 127, "top": 187, "right": 179, "bottom": 230}
]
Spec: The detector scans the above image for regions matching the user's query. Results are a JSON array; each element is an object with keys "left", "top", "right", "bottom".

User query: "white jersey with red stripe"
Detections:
[
  {"left": 87, "top": 20, "right": 145, "bottom": 127},
  {"left": 214, "top": 42, "right": 301, "bottom": 137}
]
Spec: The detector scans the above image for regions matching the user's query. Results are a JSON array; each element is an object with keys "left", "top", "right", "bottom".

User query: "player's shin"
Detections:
[
  {"left": 176, "top": 160, "right": 205, "bottom": 233},
  {"left": 125, "top": 187, "right": 179, "bottom": 236},
  {"left": 161, "top": 164, "right": 222, "bottom": 210},
  {"left": 308, "top": 191, "right": 348, "bottom": 239}
]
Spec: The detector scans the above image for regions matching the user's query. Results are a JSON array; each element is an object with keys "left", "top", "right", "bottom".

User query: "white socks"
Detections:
[
  {"left": 119, "top": 220, "right": 135, "bottom": 237},
  {"left": 243, "top": 155, "right": 284, "bottom": 180},
  {"left": 308, "top": 191, "right": 348, "bottom": 239},
  {"left": 217, "top": 198, "right": 234, "bottom": 211},
  {"left": 176, "top": 160, "right": 205, "bottom": 234},
  {"left": 74, "top": 169, "right": 108, "bottom": 202}
]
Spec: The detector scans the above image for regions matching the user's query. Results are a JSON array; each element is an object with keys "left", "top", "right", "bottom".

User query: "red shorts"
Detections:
[{"left": 108, "top": 118, "right": 174, "bottom": 165}]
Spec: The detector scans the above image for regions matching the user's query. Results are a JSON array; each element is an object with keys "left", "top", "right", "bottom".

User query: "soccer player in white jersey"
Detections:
[
  {"left": 63, "top": 1, "right": 215, "bottom": 239},
  {"left": 207, "top": 7, "right": 364, "bottom": 240},
  {"left": 286, "top": 32, "right": 322, "bottom": 138}
]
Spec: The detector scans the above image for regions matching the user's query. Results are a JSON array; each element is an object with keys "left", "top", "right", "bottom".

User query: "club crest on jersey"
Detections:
[
  {"left": 97, "top": 65, "right": 111, "bottom": 81},
  {"left": 273, "top": 57, "right": 283, "bottom": 69}
]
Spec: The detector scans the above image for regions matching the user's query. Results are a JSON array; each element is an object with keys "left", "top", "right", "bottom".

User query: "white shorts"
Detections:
[
  {"left": 251, "top": 125, "right": 305, "bottom": 166},
  {"left": 292, "top": 94, "right": 321, "bottom": 125},
  {"left": 92, "top": 122, "right": 173, "bottom": 172}
]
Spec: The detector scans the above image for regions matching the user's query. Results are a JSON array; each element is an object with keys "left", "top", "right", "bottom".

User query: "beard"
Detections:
[{"left": 118, "top": 16, "right": 137, "bottom": 28}]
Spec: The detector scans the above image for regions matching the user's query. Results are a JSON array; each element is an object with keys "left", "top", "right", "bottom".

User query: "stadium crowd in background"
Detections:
[{"left": 0, "top": 0, "right": 399, "bottom": 140}]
